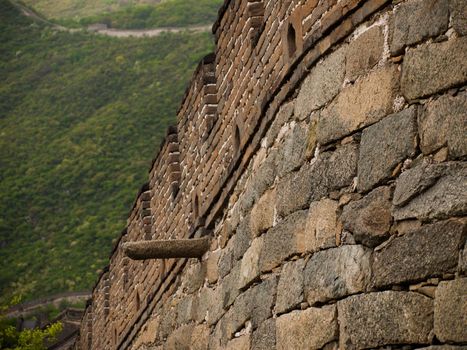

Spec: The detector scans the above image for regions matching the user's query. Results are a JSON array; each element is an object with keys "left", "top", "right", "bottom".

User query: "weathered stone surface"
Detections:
[
  {"left": 434, "top": 278, "right": 467, "bottom": 342},
  {"left": 204, "top": 286, "right": 225, "bottom": 326},
  {"left": 303, "top": 245, "right": 371, "bottom": 305},
  {"left": 176, "top": 295, "right": 194, "bottom": 325},
  {"left": 276, "top": 144, "right": 358, "bottom": 217},
  {"left": 460, "top": 242, "right": 467, "bottom": 274},
  {"left": 266, "top": 101, "right": 294, "bottom": 147},
  {"left": 225, "top": 335, "right": 250, "bottom": 350},
  {"left": 165, "top": 324, "right": 194, "bottom": 350},
  {"left": 259, "top": 210, "right": 307, "bottom": 272},
  {"left": 346, "top": 25, "right": 384, "bottom": 81},
  {"left": 276, "top": 259, "right": 305, "bottom": 314},
  {"left": 276, "top": 305, "right": 337, "bottom": 350},
  {"left": 358, "top": 107, "right": 417, "bottom": 192},
  {"left": 205, "top": 250, "right": 220, "bottom": 284},
  {"left": 338, "top": 291, "right": 433, "bottom": 349},
  {"left": 223, "top": 277, "right": 277, "bottom": 337},
  {"left": 319, "top": 65, "right": 400, "bottom": 145},
  {"left": 450, "top": 0, "right": 467, "bottom": 36},
  {"left": 390, "top": 0, "right": 449, "bottom": 55},
  {"left": 251, "top": 319, "right": 276, "bottom": 350},
  {"left": 373, "top": 219, "right": 466, "bottom": 288},
  {"left": 278, "top": 121, "right": 308, "bottom": 175},
  {"left": 419, "top": 91, "right": 467, "bottom": 158},
  {"left": 299, "top": 198, "right": 339, "bottom": 252},
  {"left": 238, "top": 237, "right": 263, "bottom": 290},
  {"left": 218, "top": 245, "right": 234, "bottom": 279},
  {"left": 233, "top": 215, "right": 252, "bottom": 261},
  {"left": 181, "top": 261, "right": 205, "bottom": 294},
  {"left": 295, "top": 47, "right": 345, "bottom": 120},
  {"left": 341, "top": 186, "right": 392, "bottom": 247},
  {"left": 190, "top": 324, "right": 209, "bottom": 350},
  {"left": 419, "top": 346, "right": 467, "bottom": 350},
  {"left": 250, "top": 189, "right": 276, "bottom": 237},
  {"left": 401, "top": 37, "right": 467, "bottom": 100},
  {"left": 393, "top": 162, "right": 467, "bottom": 220}
]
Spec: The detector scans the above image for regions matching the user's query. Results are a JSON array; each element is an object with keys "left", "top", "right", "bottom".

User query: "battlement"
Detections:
[{"left": 76, "top": 0, "right": 467, "bottom": 349}]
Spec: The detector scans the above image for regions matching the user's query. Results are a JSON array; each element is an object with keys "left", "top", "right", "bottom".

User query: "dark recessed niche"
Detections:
[
  {"left": 234, "top": 124, "right": 241, "bottom": 151},
  {"left": 288, "top": 23, "right": 297, "bottom": 58},
  {"left": 193, "top": 194, "right": 199, "bottom": 219}
]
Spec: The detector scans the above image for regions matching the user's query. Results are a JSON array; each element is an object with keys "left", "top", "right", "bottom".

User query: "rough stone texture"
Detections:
[
  {"left": 295, "top": 47, "right": 345, "bottom": 120},
  {"left": 419, "top": 91, "right": 467, "bottom": 158},
  {"left": 434, "top": 278, "right": 467, "bottom": 343},
  {"left": 275, "top": 259, "right": 305, "bottom": 314},
  {"left": 205, "top": 250, "right": 220, "bottom": 284},
  {"left": 250, "top": 189, "right": 275, "bottom": 237},
  {"left": 303, "top": 245, "right": 371, "bottom": 305},
  {"left": 238, "top": 237, "right": 263, "bottom": 290},
  {"left": 224, "top": 335, "right": 250, "bottom": 350},
  {"left": 165, "top": 324, "right": 194, "bottom": 350},
  {"left": 218, "top": 245, "right": 234, "bottom": 279},
  {"left": 461, "top": 242, "right": 467, "bottom": 274},
  {"left": 450, "top": 0, "right": 467, "bottom": 36},
  {"left": 221, "top": 263, "right": 240, "bottom": 309},
  {"left": 190, "top": 324, "right": 209, "bottom": 350},
  {"left": 393, "top": 162, "right": 467, "bottom": 220},
  {"left": 181, "top": 262, "right": 205, "bottom": 294},
  {"left": 390, "top": 0, "right": 449, "bottom": 55},
  {"left": 341, "top": 186, "right": 392, "bottom": 247},
  {"left": 346, "top": 25, "right": 384, "bottom": 81},
  {"left": 251, "top": 319, "right": 276, "bottom": 350},
  {"left": 276, "top": 305, "right": 337, "bottom": 350},
  {"left": 338, "top": 291, "right": 433, "bottom": 349},
  {"left": 319, "top": 65, "right": 400, "bottom": 145},
  {"left": 358, "top": 107, "right": 417, "bottom": 192},
  {"left": 233, "top": 215, "right": 252, "bottom": 260},
  {"left": 300, "top": 198, "right": 339, "bottom": 252},
  {"left": 278, "top": 121, "right": 308, "bottom": 175},
  {"left": 401, "top": 36, "right": 467, "bottom": 101},
  {"left": 373, "top": 219, "right": 466, "bottom": 288},
  {"left": 223, "top": 277, "right": 277, "bottom": 337},
  {"left": 259, "top": 210, "right": 307, "bottom": 272},
  {"left": 276, "top": 143, "right": 358, "bottom": 217},
  {"left": 266, "top": 101, "right": 294, "bottom": 146},
  {"left": 419, "top": 347, "right": 467, "bottom": 350}
]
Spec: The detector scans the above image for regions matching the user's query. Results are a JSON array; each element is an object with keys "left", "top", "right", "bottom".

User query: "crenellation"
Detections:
[{"left": 75, "top": 0, "right": 467, "bottom": 349}]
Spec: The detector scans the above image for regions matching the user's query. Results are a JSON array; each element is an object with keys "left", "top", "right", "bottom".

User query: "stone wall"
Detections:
[{"left": 76, "top": 0, "right": 467, "bottom": 349}]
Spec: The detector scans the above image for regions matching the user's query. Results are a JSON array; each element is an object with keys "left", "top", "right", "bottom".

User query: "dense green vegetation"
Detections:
[
  {"left": 57, "top": 0, "right": 223, "bottom": 29},
  {"left": 20, "top": 0, "right": 162, "bottom": 20},
  {"left": 0, "top": 0, "right": 215, "bottom": 302}
]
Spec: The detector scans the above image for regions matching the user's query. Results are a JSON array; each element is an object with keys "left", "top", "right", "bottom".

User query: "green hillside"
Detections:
[
  {"left": 20, "top": 0, "right": 223, "bottom": 29},
  {"left": 0, "top": 0, "right": 216, "bottom": 302}
]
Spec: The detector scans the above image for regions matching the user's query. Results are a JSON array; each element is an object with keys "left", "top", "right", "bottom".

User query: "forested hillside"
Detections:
[{"left": 0, "top": 0, "right": 218, "bottom": 302}]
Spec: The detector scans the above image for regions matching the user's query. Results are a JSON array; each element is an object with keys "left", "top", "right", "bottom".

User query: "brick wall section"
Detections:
[{"left": 76, "top": 0, "right": 467, "bottom": 349}]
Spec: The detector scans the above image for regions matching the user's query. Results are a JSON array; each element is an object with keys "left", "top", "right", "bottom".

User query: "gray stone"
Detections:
[
  {"left": 419, "top": 91, "right": 467, "bottom": 158},
  {"left": 393, "top": 162, "right": 467, "bottom": 220},
  {"left": 276, "top": 305, "right": 337, "bottom": 350},
  {"left": 434, "top": 278, "right": 467, "bottom": 342},
  {"left": 419, "top": 347, "right": 467, "bottom": 350},
  {"left": 276, "top": 259, "right": 305, "bottom": 314},
  {"left": 390, "top": 0, "right": 449, "bottom": 55},
  {"left": 278, "top": 121, "right": 308, "bottom": 175},
  {"left": 176, "top": 295, "right": 194, "bottom": 326},
  {"left": 319, "top": 65, "right": 400, "bottom": 145},
  {"left": 401, "top": 36, "right": 467, "bottom": 101},
  {"left": 303, "top": 245, "right": 371, "bottom": 305},
  {"left": 460, "top": 242, "right": 467, "bottom": 274},
  {"left": 338, "top": 291, "right": 433, "bottom": 349},
  {"left": 181, "top": 261, "right": 205, "bottom": 294},
  {"left": 251, "top": 319, "right": 276, "bottom": 350},
  {"left": 223, "top": 276, "right": 277, "bottom": 337},
  {"left": 295, "top": 47, "right": 345, "bottom": 120},
  {"left": 372, "top": 219, "right": 466, "bottom": 288},
  {"left": 358, "top": 107, "right": 417, "bottom": 192},
  {"left": 346, "top": 25, "right": 384, "bottom": 81},
  {"left": 238, "top": 236, "right": 263, "bottom": 290},
  {"left": 341, "top": 186, "right": 392, "bottom": 247},
  {"left": 190, "top": 324, "right": 209, "bottom": 350},
  {"left": 250, "top": 189, "right": 276, "bottom": 237},
  {"left": 450, "top": 0, "right": 467, "bottom": 36},
  {"left": 276, "top": 143, "right": 358, "bottom": 217},
  {"left": 233, "top": 214, "right": 252, "bottom": 261},
  {"left": 259, "top": 210, "right": 307, "bottom": 272},
  {"left": 221, "top": 262, "right": 240, "bottom": 309},
  {"left": 266, "top": 101, "right": 295, "bottom": 147},
  {"left": 299, "top": 198, "right": 339, "bottom": 253},
  {"left": 205, "top": 286, "right": 225, "bottom": 326},
  {"left": 218, "top": 245, "right": 234, "bottom": 278}
]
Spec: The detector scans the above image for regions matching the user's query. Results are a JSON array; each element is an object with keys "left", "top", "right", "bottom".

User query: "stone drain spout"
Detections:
[{"left": 122, "top": 237, "right": 210, "bottom": 260}]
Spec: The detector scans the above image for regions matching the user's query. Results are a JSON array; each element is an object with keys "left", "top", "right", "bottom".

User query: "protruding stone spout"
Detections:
[{"left": 122, "top": 237, "right": 210, "bottom": 260}]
